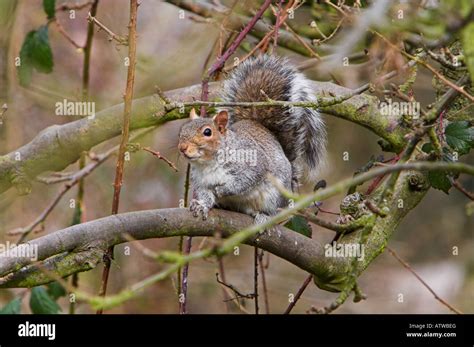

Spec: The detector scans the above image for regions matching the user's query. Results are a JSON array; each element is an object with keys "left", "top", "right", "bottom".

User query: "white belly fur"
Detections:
[{"left": 217, "top": 180, "right": 280, "bottom": 216}]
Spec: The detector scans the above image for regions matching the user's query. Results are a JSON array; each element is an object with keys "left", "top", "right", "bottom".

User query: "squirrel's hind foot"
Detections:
[{"left": 254, "top": 213, "right": 278, "bottom": 236}]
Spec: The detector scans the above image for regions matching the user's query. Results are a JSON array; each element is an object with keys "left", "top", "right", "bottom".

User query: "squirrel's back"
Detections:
[{"left": 221, "top": 55, "right": 326, "bottom": 184}]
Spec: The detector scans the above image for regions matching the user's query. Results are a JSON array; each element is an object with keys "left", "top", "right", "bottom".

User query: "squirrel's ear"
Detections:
[
  {"left": 213, "top": 110, "right": 228, "bottom": 134},
  {"left": 190, "top": 108, "right": 199, "bottom": 120}
]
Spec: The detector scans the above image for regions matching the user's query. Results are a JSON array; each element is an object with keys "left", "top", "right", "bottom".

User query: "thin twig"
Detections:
[
  {"left": 53, "top": 19, "right": 83, "bottom": 49},
  {"left": 258, "top": 249, "right": 270, "bottom": 314},
  {"left": 178, "top": 163, "right": 191, "bottom": 312},
  {"left": 87, "top": 12, "right": 128, "bottom": 45},
  {"left": 312, "top": 17, "right": 344, "bottom": 46},
  {"left": 12, "top": 126, "right": 153, "bottom": 240},
  {"left": 262, "top": 0, "right": 295, "bottom": 53},
  {"left": 10, "top": 185, "right": 67, "bottom": 241},
  {"left": 97, "top": 0, "right": 139, "bottom": 314},
  {"left": 373, "top": 31, "right": 474, "bottom": 102},
  {"left": 426, "top": 49, "right": 465, "bottom": 70},
  {"left": 215, "top": 273, "right": 255, "bottom": 300},
  {"left": 10, "top": 129, "right": 158, "bottom": 243},
  {"left": 70, "top": 0, "right": 99, "bottom": 315},
  {"left": 271, "top": 0, "right": 284, "bottom": 52},
  {"left": 164, "top": 91, "right": 362, "bottom": 111},
  {"left": 254, "top": 246, "right": 259, "bottom": 314},
  {"left": 424, "top": 74, "right": 471, "bottom": 123},
  {"left": 142, "top": 147, "right": 178, "bottom": 172},
  {"left": 364, "top": 200, "right": 387, "bottom": 217},
  {"left": 452, "top": 180, "right": 474, "bottom": 201},
  {"left": 217, "top": 257, "right": 231, "bottom": 312},
  {"left": 179, "top": 236, "right": 193, "bottom": 314},
  {"left": 200, "top": 0, "right": 273, "bottom": 116},
  {"left": 298, "top": 209, "right": 364, "bottom": 233},
  {"left": 284, "top": 274, "right": 312, "bottom": 314},
  {"left": 387, "top": 247, "right": 463, "bottom": 314}
]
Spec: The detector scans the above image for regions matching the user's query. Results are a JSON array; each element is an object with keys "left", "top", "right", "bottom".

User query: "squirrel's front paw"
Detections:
[
  {"left": 189, "top": 199, "right": 210, "bottom": 220},
  {"left": 254, "top": 213, "right": 277, "bottom": 236}
]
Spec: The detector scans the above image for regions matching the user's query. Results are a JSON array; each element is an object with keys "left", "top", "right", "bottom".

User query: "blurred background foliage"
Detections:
[{"left": 0, "top": 0, "right": 472, "bottom": 313}]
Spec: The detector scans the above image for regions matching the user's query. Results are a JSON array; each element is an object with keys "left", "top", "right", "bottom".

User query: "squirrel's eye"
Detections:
[{"left": 203, "top": 128, "right": 212, "bottom": 137}]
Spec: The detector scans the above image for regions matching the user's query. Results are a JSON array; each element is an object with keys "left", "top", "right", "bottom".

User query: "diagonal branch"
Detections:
[
  {"left": 387, "top": 247, "right": 462, "bottom": 314},
  {"left": 1, "top": 161, "right": 473, "bottom": 291}
]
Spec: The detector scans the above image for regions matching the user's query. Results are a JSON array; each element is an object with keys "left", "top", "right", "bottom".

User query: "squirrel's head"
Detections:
[{"left": 178, "top": 108, "right": 229, "bottom": 163}]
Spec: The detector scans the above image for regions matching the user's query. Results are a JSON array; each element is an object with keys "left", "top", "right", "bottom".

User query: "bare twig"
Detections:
[
  {"left": 298, "top": 209, "right": 366, "bottom": 234},
  {"left": 70, "top": 0, "right": 100, "bottom": 315},
  {"left": 177, "top": 163, "right": 191, "bottom": 312},
  {"left": 312, "top": 17, "right": 344, "bottom": 46},
  {"left": 373, "top": 31, "right": 474, "bottom": 102},
  {"left": 142, "top": 147, "right": 178, "bottom": 172},
  {"left": 53, "top": 19, "right": 83, "bottom": 49},
  {"left": 200, "top": 0, "right": 273, "bottom": 116},
  {"left": 262, "top": 0, "right": 296, "bottom": 53},
  {"left": 364, "top": 200, "right": 387, "bottom": 217},
  {"left": 258, "top": 250, "right": 270, "bottom": 314},
  {"left": 426, "top": 49, "right": 465, "bottom": 70},
  {"left": 217, "top": 257, "right": 231, "bottom": 312},
  {"left": 270, "top": 0, "right": 284, "bottom": 52},
  {"left": 97, "top": 0, "right": 139, "bottom": 314},
  {"left": 451, "top": 180, "right": 474, "bottom": 201},
  {"left": 164, "top": 90, "right": 362, "bottom": 111},
  {"left": 387, "top": 247, "right": 463, "bottom": 314},
  {"left": 216, "top": 273, "right": 255, "bottom": 300},
  {"left": 87, "top": 12, "right": 128, "bottom": 45},
  {"left": 424, "top": 74, "right": 471, "bottom": 123},
  {"left": 9, "top": 185, "right": 67, "bottom": 240},
  {"left": 284, "top": 274, "right": 312, "bottom": 314},
  {"left": 11, "top": 127, "right": 154, "bottom": 241},
  {"left": 179, "top": 236, "right": 193, "bottom": 314},
  {"left": 254, "top": 246, "right": 259, "bottom": 314}
]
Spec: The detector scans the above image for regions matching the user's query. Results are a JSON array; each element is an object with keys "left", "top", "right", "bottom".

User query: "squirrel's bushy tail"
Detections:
[{"left": 221, "top": 55, "right": 326, "bottom": 183}]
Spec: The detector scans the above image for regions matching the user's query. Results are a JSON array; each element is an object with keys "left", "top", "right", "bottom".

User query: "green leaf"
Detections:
[
  {"left": 46, "top": 281, "right": 67, "bottom": 300},
  {"left": 30, "top": 287, "right": 61, "bottom": 314},
  {"left": 43, "top": 0, "right": 56, "bottom": 19},
  {"left": 421, "top": 142, "right": 434, "bottom": 153},
  {"left": 445, "top": 121, "right": 474, "bottom": 155},
  {"left": 284, "top": 215, "right": 312, "bottom": 238},
  {"left": 31, "top": 26, "right": 54, "bottom": 73},
  {"left": 428, "top": 171, "right": 452, "bottom": 194},
  {"left": 17, "top": 31, "right": 36, "bottom": 86},
  {"left": 0, "top": 298, "right": 22, "bottom": 314},
  {"left": 17, "top": 26, "right": 54, "bottom": 86}
]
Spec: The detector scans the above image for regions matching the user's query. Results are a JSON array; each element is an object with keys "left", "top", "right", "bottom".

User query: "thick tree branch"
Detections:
[
  {"left": 0, "top": 80, "right": 409, "bottom": 196},
  {"left": 2, "top": 160, "right": 473, "bottom": 290},
  {"left": 0, "top": 208, "right": 332, "bottom": 288},
  {"left": 0, "top": 83, "right": 205, "bottom": 195}
]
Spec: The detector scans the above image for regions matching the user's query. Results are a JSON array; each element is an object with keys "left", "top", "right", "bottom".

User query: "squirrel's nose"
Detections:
[{"left": 178, "top": 143, "right": 188, "bottom": 153}]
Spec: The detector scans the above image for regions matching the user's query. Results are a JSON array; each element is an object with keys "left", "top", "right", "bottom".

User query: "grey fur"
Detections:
[
  {"left": 186, "top": 119, "right": 292, "bottom": 223},
  {"left": 221, "top": 55, "right": 327, "bottom": 184}
]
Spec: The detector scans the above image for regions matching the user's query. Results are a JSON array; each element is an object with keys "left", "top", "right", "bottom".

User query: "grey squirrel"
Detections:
[{"left": 178, "top": 55, "right": 326, "bottom": 225}]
